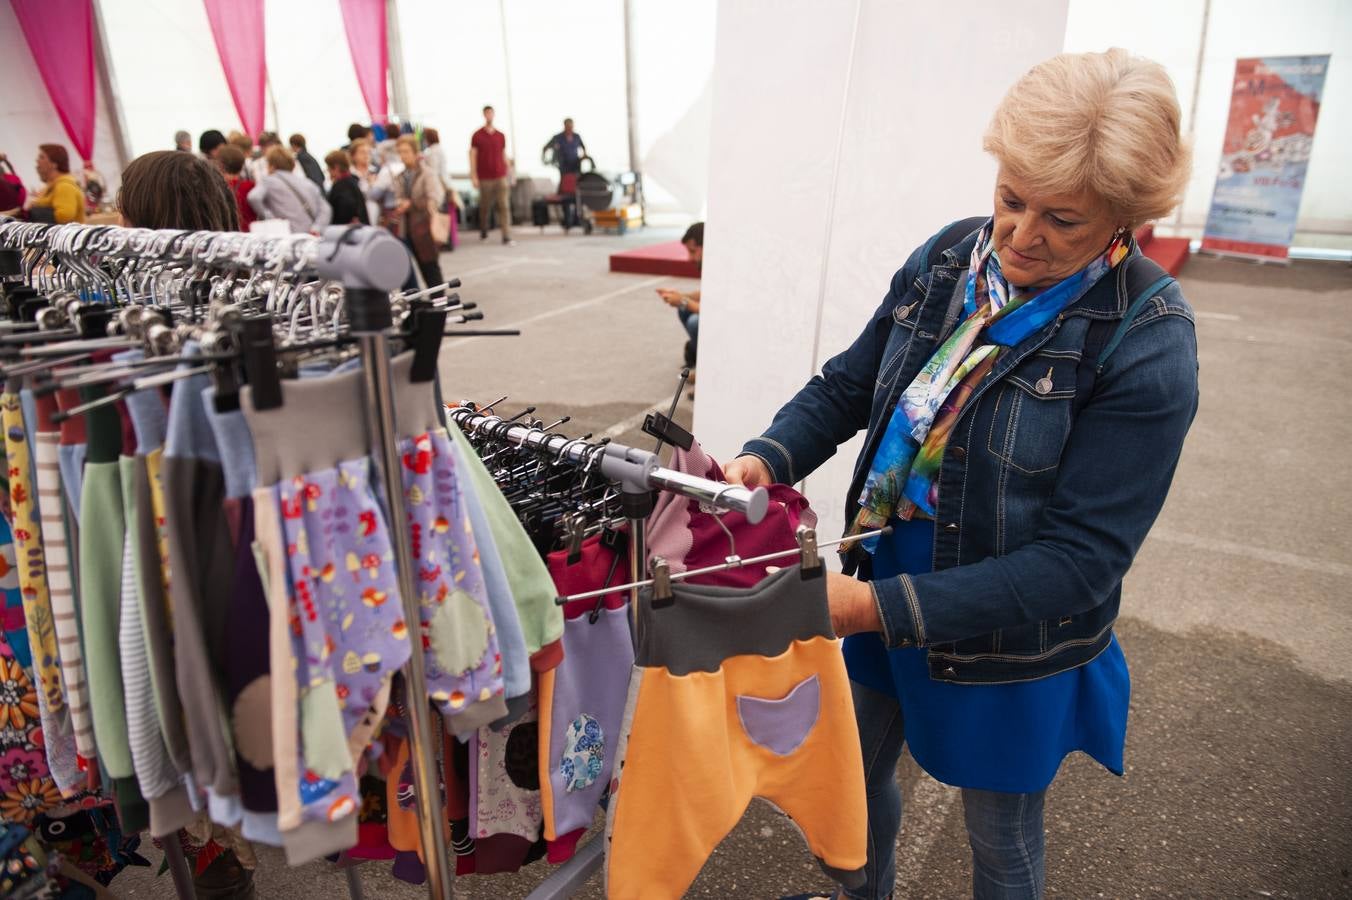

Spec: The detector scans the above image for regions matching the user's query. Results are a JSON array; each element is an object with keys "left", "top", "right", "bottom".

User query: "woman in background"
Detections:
[
  {"left": 388, "top": 134, "right": 445, "bottom": 289},
  {"left": 26, "top": 144, "right": 85, "bottom": 224}
]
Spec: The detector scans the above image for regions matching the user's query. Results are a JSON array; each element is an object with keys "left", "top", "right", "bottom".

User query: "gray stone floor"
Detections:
[{"left": 113, "top": 231, "right": 1352, "bottom": 898}]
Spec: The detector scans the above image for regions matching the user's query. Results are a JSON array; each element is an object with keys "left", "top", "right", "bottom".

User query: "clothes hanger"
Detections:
[{"left": 563, "top": 525, "right": 894, "bottom": 609}]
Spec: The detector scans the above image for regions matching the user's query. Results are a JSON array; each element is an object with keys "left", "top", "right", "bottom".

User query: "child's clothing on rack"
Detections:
[
  {"left": 647, "top": 440, "right": 816, "bottom": 586},
  {"left": 605, "top": 566, "right": 868, "bottom": 899},
  {"left": 539, "top": 534, "right": 633, "bottom": 863}
]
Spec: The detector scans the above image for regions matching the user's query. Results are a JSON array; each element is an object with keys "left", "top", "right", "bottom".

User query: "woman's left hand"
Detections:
[{"left": 825, "top": 571, "right": 882, "bottom": 638}]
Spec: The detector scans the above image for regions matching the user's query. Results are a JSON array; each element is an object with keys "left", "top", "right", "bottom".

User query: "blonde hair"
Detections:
[
  {"left": 265, "top": 145, "right": 295, "bottom": 172},
  {"left": 984, "top": 48, "right": 1192, "bottom": 228},
  {"left": 396, "top": 134, "right": 420, "bottom": 154}
]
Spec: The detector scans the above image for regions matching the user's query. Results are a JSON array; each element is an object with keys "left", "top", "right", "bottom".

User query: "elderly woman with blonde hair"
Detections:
[{"left": 725, "top": 49, "right": 1198, "bottom": 899}]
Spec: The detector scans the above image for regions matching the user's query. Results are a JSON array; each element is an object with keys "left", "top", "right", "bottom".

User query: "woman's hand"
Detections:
[
  {"left": 394, "top": 199, "right": 411, "bottom": 215},
  {"left": 722, "top": 455, "right": 773, "bottom": 487},
  {"left": 825, "top": 572, "right": 882, "bottom": 638}
]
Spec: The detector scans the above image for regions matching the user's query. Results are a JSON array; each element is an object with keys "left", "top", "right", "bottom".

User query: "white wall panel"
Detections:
[{"left": 695, "top": 0, "right": 1069, "bottom": 545}]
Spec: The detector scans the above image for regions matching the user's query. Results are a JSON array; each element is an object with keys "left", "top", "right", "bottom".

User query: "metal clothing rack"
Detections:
[
  {"left": 444, "top": 409, "right": 772, "bottom": 899},
  {"left": 0, "top": 219, "right": 783, "bottom": 899},
  {"left": 0, "top": 221, "right": 451, "bottom": 899}
]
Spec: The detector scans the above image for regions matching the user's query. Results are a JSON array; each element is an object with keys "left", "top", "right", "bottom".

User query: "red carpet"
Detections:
[
  {"left": 1135, "top": 225, "right": 1190, "bottom": 276},
  {"left": 609, "top": 241, "right": 701, "bottom": 278}
]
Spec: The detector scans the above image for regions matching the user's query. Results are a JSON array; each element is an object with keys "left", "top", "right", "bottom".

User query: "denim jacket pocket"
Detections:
[
  {"left": 875, "top": 315, "right": 920, "bottom": 391},
  {"left": 985, "top": 350, "right": 1079, "bottom": 476}
]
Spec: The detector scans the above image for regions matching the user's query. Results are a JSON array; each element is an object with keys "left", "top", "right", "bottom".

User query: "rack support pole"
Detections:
[{"left": 351, "top": 290, "right": 453, "bottom": 900}]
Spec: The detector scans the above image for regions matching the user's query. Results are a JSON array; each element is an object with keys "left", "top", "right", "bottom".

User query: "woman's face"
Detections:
[
  {"left": 352, "top": 144, "right": 370, "bottom": 170},
  {"left": 991, "top": 167, "right": 1121, "bottom": 289},
  {"left": 397, "top": 144, "right": 418, "bottom": 168},
  {"left": 35, "top": 151, "right": 55, "bottom": 182}
]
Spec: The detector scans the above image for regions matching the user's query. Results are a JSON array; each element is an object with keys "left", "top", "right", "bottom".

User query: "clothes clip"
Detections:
[
  {"left": 650, "top": 557, "right": 674, "bottom": 609},
  {"left": 797, "top": 525, "right": 824, "bottom": 580},
  {"left": 564, "top": 512, "right": 586, "bottom": 565}
]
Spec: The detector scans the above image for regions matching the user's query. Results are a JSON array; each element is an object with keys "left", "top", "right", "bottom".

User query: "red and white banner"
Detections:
[{"left": 1201, "top": 56, "right": 1330, "bottom": 261}]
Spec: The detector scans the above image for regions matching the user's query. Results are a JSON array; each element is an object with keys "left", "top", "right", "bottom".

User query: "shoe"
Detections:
[
  {"left": 193, "top": 849, "right": 258, "bottom": 900},
  {"left": 480, "top": 233, "right": 488, "bottom": 241},
  {"left": 503, "top": 238, "right": 516, "bottom": 246}
]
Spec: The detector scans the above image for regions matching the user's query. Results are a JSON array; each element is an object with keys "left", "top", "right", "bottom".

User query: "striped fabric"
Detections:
[
  {"left": 35, "top": 431, "right": 95, "bottom": 766},
  {"left": 119, "top": 527, "right": 184, "bottom": 807}
]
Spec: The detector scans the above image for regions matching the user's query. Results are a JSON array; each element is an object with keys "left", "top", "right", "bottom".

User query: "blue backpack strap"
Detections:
[
  {"left": 1072, "top": 255, "right": 1175, "bottom": 418},
  {"left": 924, "top": 216, "right": 988, "bottom": 271}
]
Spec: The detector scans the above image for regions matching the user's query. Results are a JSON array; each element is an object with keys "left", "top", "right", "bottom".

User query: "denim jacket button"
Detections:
[
  {"left": 950, "top": 446, "right": 966, "bottom": 461},
  {"left": 942, "top": 666, "right": 957, "bottom": 677},
  {"left": 893, "top": 303, "right": 913, "bottom": 323},
  {"left": 943, "top": 522, "right": 959, "bottom": 532}
]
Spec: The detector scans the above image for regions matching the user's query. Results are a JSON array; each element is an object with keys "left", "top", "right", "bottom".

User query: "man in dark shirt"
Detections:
[
  {"left": 290, "top": 133, "right": 326, "bottom": 190},
  {"left": 543, "top": 118, "right": 587, "bottom": 176},
  {"left": 324, "top": 149, "right": 369, "bottom": 225},
  {"left": 469, "top": 105, "right": 514, "bottom": 245}
]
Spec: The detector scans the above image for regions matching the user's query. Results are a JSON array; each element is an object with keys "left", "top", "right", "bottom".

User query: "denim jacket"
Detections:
[{"left": 742, "top": 222, "right": 1199, "bottom": 684}]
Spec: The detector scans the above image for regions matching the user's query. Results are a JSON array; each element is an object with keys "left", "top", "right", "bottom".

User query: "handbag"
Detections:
[{"left": 430, "top": 205, "right": 451, "bottom": 245}]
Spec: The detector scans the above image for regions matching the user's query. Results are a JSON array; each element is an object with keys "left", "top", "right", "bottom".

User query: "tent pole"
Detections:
[
  {"left": 387, "top": 0, "right": 411, "bottom": 122},
  {"left": 92, "top": 0, "right": 132, "bottom": 171},
  {"left": 622, "top": 0, "right": 645, "bottom": 223},
  {"left": 498, "top": 0, "right": 518, "bottom": 167},
  {"left": 1175, "top": 0, "right": 1210, "bottom": 230}
]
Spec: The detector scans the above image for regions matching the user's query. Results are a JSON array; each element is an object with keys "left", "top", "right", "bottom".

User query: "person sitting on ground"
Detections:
[
  {"left": 198, "top": 129, "right": 227, "bottom": 163},
  {"left": 216, "top": 144, "right": 256, "bottom": 231},
  {"left": 325, "top": 149, "right": 369, "bottom": 226},
  {"left": 25, "top": 144, "right": 85, "bottom": 224},
  {"left": 247, "top": 145, "right": 332, "bottom": 234},
  {"left": 657, "top": 222, "right": 704, "bottom": 376},
  {"left": 289, "top": 133, "right": 325, "bottom": 190}
]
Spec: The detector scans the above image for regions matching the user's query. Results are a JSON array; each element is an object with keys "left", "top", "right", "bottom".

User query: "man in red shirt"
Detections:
[{"left": 469, "top": 105, "right": 514, "bottom": 245}]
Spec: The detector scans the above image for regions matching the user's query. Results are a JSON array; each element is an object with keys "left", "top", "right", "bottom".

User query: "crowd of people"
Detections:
[{"left": 1, "top": 108, "right": 560, "bottom": 291}]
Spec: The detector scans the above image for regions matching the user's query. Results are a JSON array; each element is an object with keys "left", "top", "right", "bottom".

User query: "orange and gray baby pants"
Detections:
[{"left": 604, "top": 566, "right": 867, "bottom": 899}]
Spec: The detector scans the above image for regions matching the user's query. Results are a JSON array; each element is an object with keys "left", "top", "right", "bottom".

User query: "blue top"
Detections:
[{"left": 842, "top": 519, "right": 1130, "bottom": 794}]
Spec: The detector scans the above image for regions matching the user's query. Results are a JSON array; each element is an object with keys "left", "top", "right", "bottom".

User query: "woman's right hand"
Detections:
[{"left": 723, "top": 455, "right": 773, "bottom": 488}]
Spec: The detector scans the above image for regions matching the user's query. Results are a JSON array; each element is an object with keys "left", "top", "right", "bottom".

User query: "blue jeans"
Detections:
[
  {"left": 845, "top": 681, "right": 1047, "bottom": 900},
  {"left": 678, "top": 308, "right": 699, "bottom": 345}
]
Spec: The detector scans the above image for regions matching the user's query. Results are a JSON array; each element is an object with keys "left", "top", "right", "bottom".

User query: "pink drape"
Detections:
[
  {"left": 202, "top": 0, "right": 266, "bottom": 139},
  {"left": 339, "top": 0, "right": 389, "bottom": 123},
  {"left": 11, "top": 0, "right": 96, "bottom": 162}
]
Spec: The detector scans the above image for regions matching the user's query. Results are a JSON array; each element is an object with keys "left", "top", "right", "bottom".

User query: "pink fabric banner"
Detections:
[
  {"left": 339, "top": 0, "right": 389, "bottom": 123},
  {"left": 203, "top": 0, "right": 267, "bottom": 139},
  {"left": 11, "top": 0, "right": 96, "bottom": 162}
]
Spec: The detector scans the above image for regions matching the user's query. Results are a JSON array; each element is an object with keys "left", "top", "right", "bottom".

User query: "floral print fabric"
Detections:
[
  {"left": 275, "top": 457, "right": 411, "bottom": 830},
  {"left": 398, "top": 430, "right": 504, "bottom": 724},
  {"left": 1, "top": 395, "right": 63, "bottom": 719},
  {"left": 0, "top": 654, "right": 57, "bottom": 826}
]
